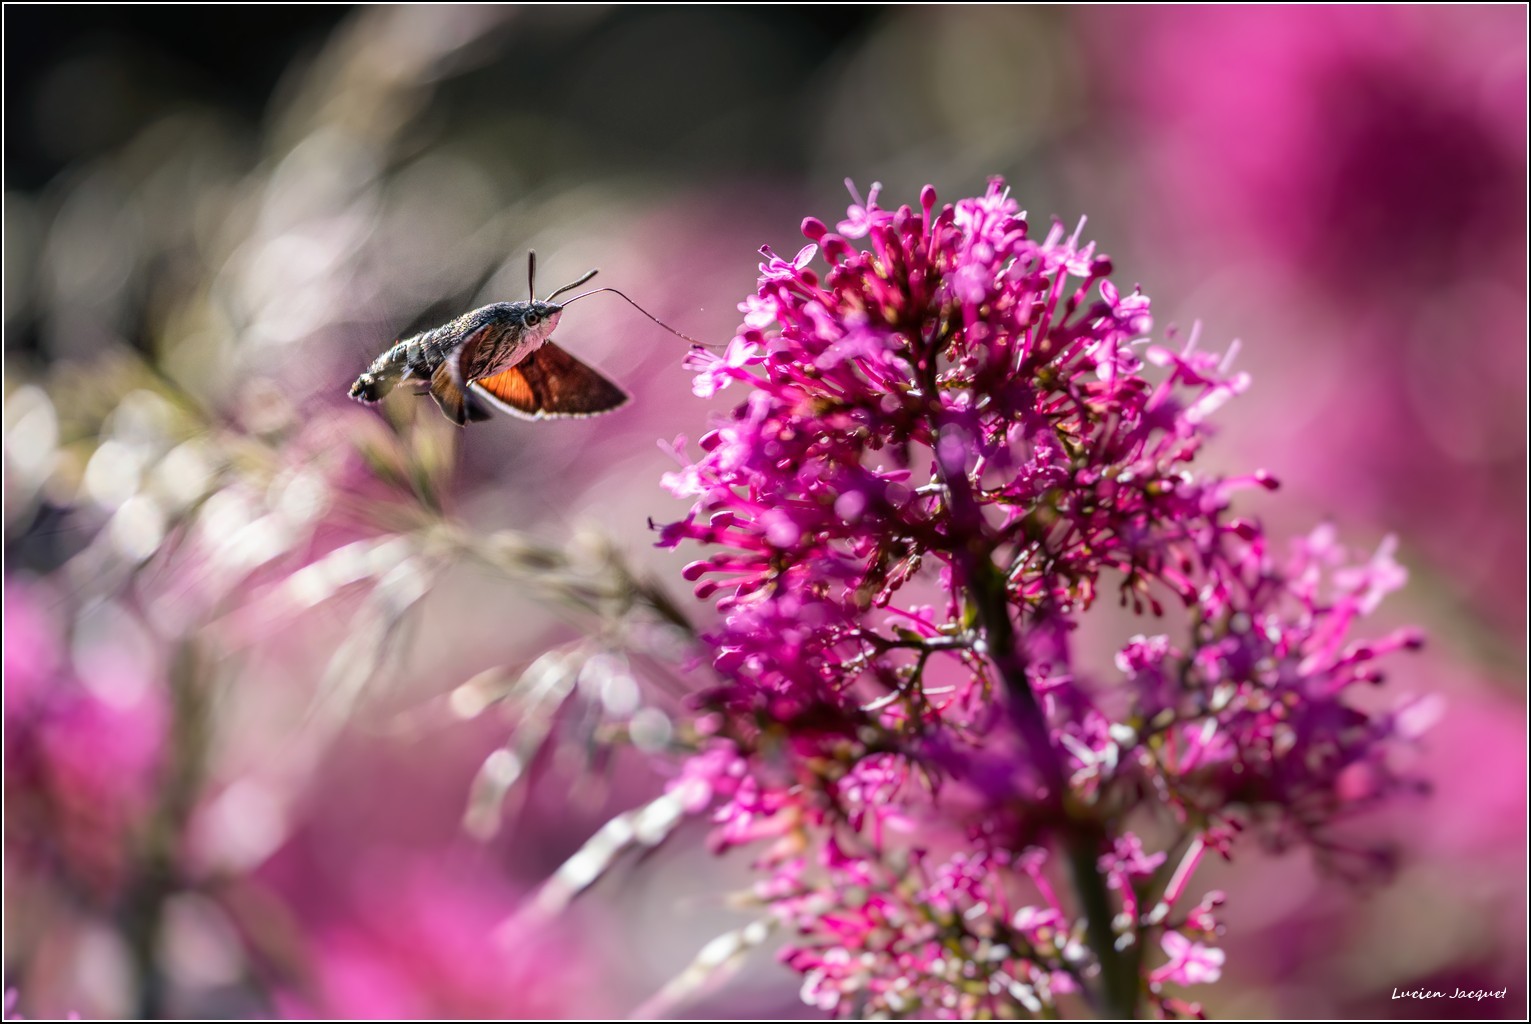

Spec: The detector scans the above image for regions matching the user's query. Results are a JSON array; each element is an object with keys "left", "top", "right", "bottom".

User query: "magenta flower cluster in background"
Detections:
[
  {"left": 1085, "top": 5, "right": 1527, "bottom": 636},
  {"left": 4, "top": 583, "right": 166, "bottom": 903},
  {"left": 658, "top": 181, "right": 1427, "bottom": 1017}
]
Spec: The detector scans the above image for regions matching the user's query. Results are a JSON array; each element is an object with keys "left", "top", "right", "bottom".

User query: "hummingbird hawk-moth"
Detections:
[{"left": 349, "top": 253, "right": 629, "bottom": 425}]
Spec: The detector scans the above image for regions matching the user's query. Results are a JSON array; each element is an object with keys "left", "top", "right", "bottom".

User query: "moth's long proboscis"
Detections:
[{"left": 561, "top": 286, "right": 721, "bottom": 349}]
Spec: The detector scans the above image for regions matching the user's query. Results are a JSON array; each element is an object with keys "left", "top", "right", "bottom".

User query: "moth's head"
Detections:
[
  {"left": 522, "top": 300, "right": 564, "bottom": 338},
  {"left": 474, "top": 300, "right": 562, "bottom": 342}
]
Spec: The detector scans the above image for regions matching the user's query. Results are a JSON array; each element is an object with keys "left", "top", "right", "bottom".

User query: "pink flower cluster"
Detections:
[
  {"left": 4, "top": 583, "right": 166, "bottom": 900},
  {"left": 657, "top": 180, "right": 1427, "bottom": 1017}
]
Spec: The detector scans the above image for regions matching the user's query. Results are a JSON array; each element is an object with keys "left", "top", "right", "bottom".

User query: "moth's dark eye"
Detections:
[{"left": 524, "top": 312, "right": 541, "bottom": 327}]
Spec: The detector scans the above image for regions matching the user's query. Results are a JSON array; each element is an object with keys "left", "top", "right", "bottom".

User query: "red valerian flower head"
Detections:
[{"left": 656, "top": 179, "right": 1425, "bottom": 1017}]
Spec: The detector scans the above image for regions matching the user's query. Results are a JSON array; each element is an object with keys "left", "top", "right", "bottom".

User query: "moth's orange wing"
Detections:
[
  {"left": 470, "top": 342, "right": 629, "bottom": 420},
  {"left": 470, "top": 364, "right": 541, "bottom": 419},
  {"left": 519, "top": 342, "right": 629, "bottom": 416}
]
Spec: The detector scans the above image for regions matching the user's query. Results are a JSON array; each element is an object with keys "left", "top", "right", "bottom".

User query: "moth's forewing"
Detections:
[{"left": 471, "top": 342, "right": 628, "bottom": 420}]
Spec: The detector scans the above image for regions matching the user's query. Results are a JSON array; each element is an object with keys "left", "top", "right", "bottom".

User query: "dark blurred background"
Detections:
[{"left": 4, "top": 6, "right": 1526, "bottom": 1020}]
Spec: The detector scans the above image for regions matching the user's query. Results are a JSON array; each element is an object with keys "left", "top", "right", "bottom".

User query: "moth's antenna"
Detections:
[
  {"left": 527, "top": 250, "right": 538, "bottom": 301},
  {"left": 545, "top": 268, "right": 599, "bottom": 301},
  {"left": 562, "top": 286, "right": 724, "bottom": 349}
]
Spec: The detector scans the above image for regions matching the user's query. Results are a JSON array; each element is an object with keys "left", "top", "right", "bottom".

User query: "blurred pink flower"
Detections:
[
  {"left": 1086, "top": 6, "right": 1528, "bottom": 634},
  {"left": 4, "top": 580, "right": 166, "bottom": 897},
  {"left": 1153, "top": 931, "right": 1226, "bottom": 987},
  {"left": 1089, "top": 7, "right": 1525, "bottom": 288},
  {"left": 274, "top": 859, "right": 607, "bottom": 1020}
]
